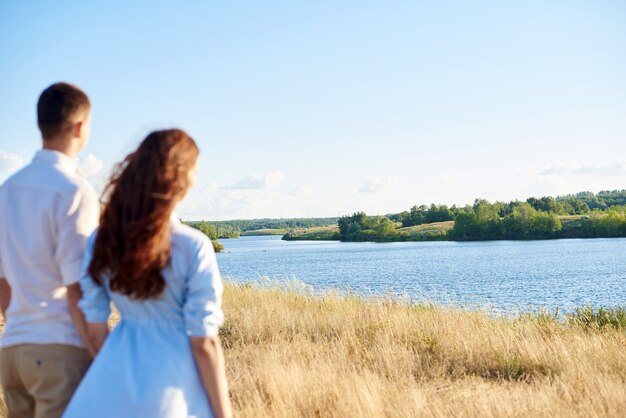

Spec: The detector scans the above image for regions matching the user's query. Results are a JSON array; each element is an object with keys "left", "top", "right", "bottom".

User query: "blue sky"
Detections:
[{"left": 1, "top": 1, "right": 625, "bottom": 220}]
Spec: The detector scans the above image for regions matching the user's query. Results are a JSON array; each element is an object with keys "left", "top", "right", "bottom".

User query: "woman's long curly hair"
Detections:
[{"left": 89, "top": 129, "right": 199, "bottom": 300}]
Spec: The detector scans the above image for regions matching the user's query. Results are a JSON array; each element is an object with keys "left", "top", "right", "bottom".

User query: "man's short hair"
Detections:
[{"left": 37, "top": 82, "right": 91, "bottom": 140}]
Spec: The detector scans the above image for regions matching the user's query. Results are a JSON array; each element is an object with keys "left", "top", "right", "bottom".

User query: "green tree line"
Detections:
[
  {"left": 337, "top": 190, "right": 626, "bottom": 242},
  {"left": 196, "top": 217, "right": 338, "bottom": 235},
  {"left": 183, "top": 217, "right": 340, "bottom": 249}
]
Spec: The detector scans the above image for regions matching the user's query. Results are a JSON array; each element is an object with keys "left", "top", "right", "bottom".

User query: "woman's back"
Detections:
[
  {"left": 64, "top": 129, "right": 231, "bottom": 418},
  {"left": 94, "top": 220, "right": 223, "bottom": 333},
  {"left": 63, "top": 220, "right": 224, "bottom": 418}
]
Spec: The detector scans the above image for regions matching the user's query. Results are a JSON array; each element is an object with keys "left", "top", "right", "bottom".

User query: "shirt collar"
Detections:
[{"left": 33, "top": 149, "right": 78, "bottom": 173}]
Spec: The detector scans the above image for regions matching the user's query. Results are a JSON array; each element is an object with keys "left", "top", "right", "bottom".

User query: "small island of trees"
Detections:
[{"left": 320, "top": 190, "right": 626, "bottom": 242}]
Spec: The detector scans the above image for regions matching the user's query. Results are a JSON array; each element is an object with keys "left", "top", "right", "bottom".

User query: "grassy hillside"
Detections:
[
  {"left": 282, "top": 225, "right": 340, "bottom": 241},
  {"left": 396, "top": 220, "right": 455, "bottom": 238},
  {"left": 240, "top": 228, "right": 287, "bottom": 236},
  {"left": 559, "top": 214, "right": 590, "bottom": 237}
]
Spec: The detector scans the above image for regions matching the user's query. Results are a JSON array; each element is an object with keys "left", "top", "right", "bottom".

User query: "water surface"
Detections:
[{"left": 216, "top": 236, "right": 626, "bottom": 312}]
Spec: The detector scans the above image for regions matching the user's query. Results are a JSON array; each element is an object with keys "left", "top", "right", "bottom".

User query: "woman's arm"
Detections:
[
  {"left": 76, "top": 233, "right": 111, "bottom": 356},
  {"left": 190, "top": 335, "right": 232, "bottom": 418},
  {"left": 67, "top": 283, "right": 98, "bottom": 357}
]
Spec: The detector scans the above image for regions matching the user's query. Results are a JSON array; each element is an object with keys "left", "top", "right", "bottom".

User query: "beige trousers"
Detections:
[{"left": 0, "top": 344, "right": 90, "bottom": 418}]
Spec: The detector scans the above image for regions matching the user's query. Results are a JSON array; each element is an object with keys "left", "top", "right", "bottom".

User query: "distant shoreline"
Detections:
[
  {"left": 186, "top": 191, "right": 626, "bottom": 244},
  {"left": 281, "top": 215, "right": 626, "bottom": 243}
]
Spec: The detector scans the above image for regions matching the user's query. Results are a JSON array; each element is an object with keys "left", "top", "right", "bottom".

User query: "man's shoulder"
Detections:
[
  {"left": 45, "top": 159, "right": 96, "bottom": 196},
  {"left": 2, "top": 160, "right": 98, "bottom": 207},
  {"left": 0, "top": 162, "right": 32, "bottom": 189},
  {"left": 52, "top": 164, "right": 96, "bottom": 197},
  {"left": 4, "top": 159, "right": 72, "bottom": 190},
  {"left": 65, "top": 172, "right": 97, "bottom": 200}
]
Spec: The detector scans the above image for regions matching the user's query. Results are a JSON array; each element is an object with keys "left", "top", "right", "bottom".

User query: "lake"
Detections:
[{"left": 216, "top": 235, "right": 626, "bottom": 313}]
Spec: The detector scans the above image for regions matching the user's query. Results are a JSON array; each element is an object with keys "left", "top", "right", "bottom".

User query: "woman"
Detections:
[{"left": 64, "top": 129, "right": 232, "bottom": 418}]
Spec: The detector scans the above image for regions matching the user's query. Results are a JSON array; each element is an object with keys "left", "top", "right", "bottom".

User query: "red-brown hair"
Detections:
[{"left": 89, "top": 129, "right": 199, "bottom": 299}]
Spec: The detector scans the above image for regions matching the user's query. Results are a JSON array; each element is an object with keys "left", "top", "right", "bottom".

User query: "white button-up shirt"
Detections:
[{"left": 0, "top": 149, "right": 100, "bottom": 348}]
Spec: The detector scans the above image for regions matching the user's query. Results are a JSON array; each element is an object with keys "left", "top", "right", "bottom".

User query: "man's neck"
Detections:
[{"left": 42, "top": 138, "right": 79, "bottom": 159}]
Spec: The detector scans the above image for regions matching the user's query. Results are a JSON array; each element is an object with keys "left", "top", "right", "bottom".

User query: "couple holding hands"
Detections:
[{"left": 0, "top": 83, "right": 232, "bottom": 418}]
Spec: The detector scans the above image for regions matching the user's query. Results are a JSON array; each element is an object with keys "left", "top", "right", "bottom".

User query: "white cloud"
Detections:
[
  {"left": 200, "top": 182, "right": 219, "bottom": 196},
  {"left": 538, "top": 161, "right": 626, "bottom": 176},
  {"left": 288, "top": 186, "right": 313, "bottom": 196},
  {"left": 223, "top": 170, "right": 285, "bottom": 190},
  {"left": 78, "top": 154, "right": 104, "bottom": 179},
  {"left": 359, "top": 176, "right": 399, "bottom": 194},
  {"left": 0, "top": 151, "right": 26, "bottom": 175}
]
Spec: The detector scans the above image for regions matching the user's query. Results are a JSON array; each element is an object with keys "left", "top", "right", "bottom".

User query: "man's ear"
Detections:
[{"left": 72, "top": 120, "right": 84, "bottom": 138}]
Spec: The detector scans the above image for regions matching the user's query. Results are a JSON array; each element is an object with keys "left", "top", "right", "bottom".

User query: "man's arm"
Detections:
[
  {"left": 86, "top": 322, "right": 108, "bottom": 354},
  {"left": 0, "top": 278, "right": 10, "bottom": 317},
  {"left": 55, "top": 184, "right": 100, "bottom": 355},
  {"left": 67, "top": 283, "right": 97, "bottom": 357}
]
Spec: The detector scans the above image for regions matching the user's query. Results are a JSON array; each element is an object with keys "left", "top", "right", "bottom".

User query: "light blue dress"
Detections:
[{"left": 63, "top": 220, "right": 224, "bottom": 418}]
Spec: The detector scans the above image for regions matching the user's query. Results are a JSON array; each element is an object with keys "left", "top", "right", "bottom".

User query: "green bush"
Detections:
[
  {"left": 568, "top": 306, "right": 626, "bottom": 331},
  {"left": 212, "top": 240, "right": 224, "bottom": 253}
]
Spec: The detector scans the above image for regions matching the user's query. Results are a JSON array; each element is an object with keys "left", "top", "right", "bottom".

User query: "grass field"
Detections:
[
  {"left": 282, "top": 225, "right": 340, "bottom": 241},
  {"left": 559, "top": 214, "right": 590, "bottom": 235},
  {"left": 396, "top": 221, "right": 455, "bottom": 237},
  {"left": 220, "top": 282, "right": 626, "bottom": 417},
  {"left": 1, "top": 281, "right": 625, "bottom": 417},
  {"left": 240, "top": 228, "right": 288, "bottom": 236}
]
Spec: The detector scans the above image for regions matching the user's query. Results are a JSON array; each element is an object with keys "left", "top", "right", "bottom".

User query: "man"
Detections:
[{"left": 0, "top": 83, "right": 100, "bottom": 418}]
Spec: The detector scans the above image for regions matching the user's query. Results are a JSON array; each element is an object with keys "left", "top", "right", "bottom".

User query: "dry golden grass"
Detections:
[
  {"left": 220, "top": 281, "right": 626, "bottom": 417},
  {"left": 1, "top": 281, "right": 625, "bottom": 417}
]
